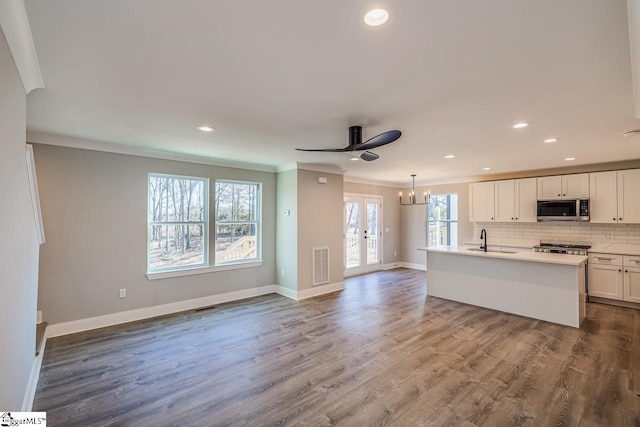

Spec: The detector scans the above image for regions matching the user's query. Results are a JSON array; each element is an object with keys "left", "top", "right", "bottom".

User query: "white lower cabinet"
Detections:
[{"left": 589, "top": 253, "right": 640, "bottom": 303}]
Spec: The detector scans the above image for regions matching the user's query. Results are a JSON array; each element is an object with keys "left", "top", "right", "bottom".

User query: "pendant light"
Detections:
[{"left": 399, "top": 174, "right": 428, "bottom": 206}]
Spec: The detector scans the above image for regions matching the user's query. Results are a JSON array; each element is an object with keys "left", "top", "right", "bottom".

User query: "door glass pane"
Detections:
[
  {"left": 345, "top": 202, "right": 360, "bottom": 268},
  {"left": 366, "top": 203, "right": 379, "bottom": 265}
]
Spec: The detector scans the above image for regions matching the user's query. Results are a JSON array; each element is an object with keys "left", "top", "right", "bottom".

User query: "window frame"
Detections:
[
  {"left": 426, "top": 193, "right": 458, "bottom": 247},
  {"left": 147, "top": 172, "right": 210, "bottom": 274},
  {"left": 214, "top": 179, "right": 262, "bottom": 266}
]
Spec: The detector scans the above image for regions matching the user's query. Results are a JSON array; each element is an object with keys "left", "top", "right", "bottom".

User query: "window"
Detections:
[
  {"left": 215, "top": 180, "right": 260, "bottom": 265},
  {"left": 148, "top": 174, "right": 208, "bottom": 272},
  {"left": 427, "top": 193, "right": 458, "bottom": 246}
]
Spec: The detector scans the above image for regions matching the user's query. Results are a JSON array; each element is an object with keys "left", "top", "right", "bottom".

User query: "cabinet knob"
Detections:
[
  {"left": 515, "top": 217, "right": 518, "bottom": 220},
  {"left": 511, "top": 217, "right": 514, "bottom": 220},
  {"left": 557, "top": 194, "right": 561, "bottom": 196},
  {"left": 613, "top": 218, "right": 616, "bottom": 221},
  {"left": 618, "top": 269, "right": 622, "bottom": 272},
  {"left": 619, "top": 218, "right": 622, "bottom": 221},
  {"left": 563, "top": 194, "right": 566, "bottom": 196},
  {"left": 491, "top": 217, "right": 494, "bottom": 220},
  {"left": 625, "top": 270, "right": 628, "bottom": 273}
]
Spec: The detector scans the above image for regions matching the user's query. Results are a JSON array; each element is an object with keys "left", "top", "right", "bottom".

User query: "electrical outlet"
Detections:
[{"left": 119, "top": 288, "right": 127, "bottom": 298}]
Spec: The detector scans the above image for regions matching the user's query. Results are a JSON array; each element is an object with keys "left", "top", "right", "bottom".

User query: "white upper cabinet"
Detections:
[
  {"left": 562, "top": 174, "right": 590, "bottom": 198},
  {"left": 617, "top": 169, "right": 640, "bottom": 223},
  {"left": 494, "top": 180, "right": 515, "bottom": 222},
  {"left": 589, "top": 171, "right": 618, "bottom": 223},
  {"left": 537, "top": 174, "right": 589, "bottom": 200},
  {"left": 537, "top": 176, "right": 563, "bottom": 200},
  {"left": 590, "top": 169, "right": 640, "bottom": 224},
  {"left": 469, "top": 182, "right": 495, "bottom": 222},
  {"left": 493, "top": 178, "right": 537, "bottom": 222},
  {"left": 514, "top": 178, "right": 537, "bottom": 222}
]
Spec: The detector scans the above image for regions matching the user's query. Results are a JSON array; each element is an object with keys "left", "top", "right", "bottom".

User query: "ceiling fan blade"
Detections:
[
  {"left": 295, "top": 148, "right": 348, "bottom": 152},
  {"left": 360, "top": 151, "right": 379, "bottom": 161},
  {"left": 357, "top": 130, "right": 402, "bottom": 150}
]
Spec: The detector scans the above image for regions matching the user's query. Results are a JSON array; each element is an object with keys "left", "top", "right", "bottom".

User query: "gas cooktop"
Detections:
[{"left": 532, "top": 243, "right": 591, "bottom": 255}]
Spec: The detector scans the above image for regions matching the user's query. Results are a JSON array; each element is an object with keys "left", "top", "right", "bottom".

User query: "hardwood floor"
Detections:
[{"left": 34, "top": 269, "right": 640, "bottom": 426}]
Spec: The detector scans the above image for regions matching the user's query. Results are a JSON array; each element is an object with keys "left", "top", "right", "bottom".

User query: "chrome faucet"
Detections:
[{"left": 480, "top": 228, "right": 487, "bottom": 252}]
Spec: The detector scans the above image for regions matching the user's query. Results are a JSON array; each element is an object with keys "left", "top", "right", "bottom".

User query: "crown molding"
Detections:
[
  {"left": 26, "top": 131, "right": 278, "bottom": 173},
  {"left": 343, "top": 175, "right": 400, "bottom": 188},
  {"left": 0, "top": 0, "right": 44, "bottom": 94},
  {"left": 295, "top": 162, "right": 344, "bottom": 175}
]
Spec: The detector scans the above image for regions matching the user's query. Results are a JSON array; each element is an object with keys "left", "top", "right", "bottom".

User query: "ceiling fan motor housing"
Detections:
[{"left": 349, "top": 126, "right": 363, "bottom": 148}]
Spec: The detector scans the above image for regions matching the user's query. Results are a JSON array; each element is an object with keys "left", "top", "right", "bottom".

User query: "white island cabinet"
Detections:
[{"left": 420, "top": 246, "right": 588, "bottom": 328}]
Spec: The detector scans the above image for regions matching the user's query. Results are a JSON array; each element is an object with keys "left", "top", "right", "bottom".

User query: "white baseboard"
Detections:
[
  {"left": 275, "top": 281, "right": 345, "bottom": 300},
  {"left": 298, "top": 281, "right": 345, "bottom": 300},
  {"left": 45, "top": 285, "right": 278, "bottom": 338},
  {"left": 22, "top": 333, "right": 47, "bottom": 411},
  {"left": 275, "top": 285, "right": 297, "bottom": 300},
  {"left": 382, "top": 263, "right": 402, "bottom": 270},
  {"left": 399, "top": 262, "right": 426, "bottom": 271}
]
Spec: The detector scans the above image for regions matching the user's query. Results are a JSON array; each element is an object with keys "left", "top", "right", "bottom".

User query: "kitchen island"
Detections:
[{"left": 419, "top": 246, "right": 588, "bottom": 328}]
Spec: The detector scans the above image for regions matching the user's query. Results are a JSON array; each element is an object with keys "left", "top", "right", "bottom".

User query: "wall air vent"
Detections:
[{"left": 312, "top": 247, "right": 329, "bottom": 286}]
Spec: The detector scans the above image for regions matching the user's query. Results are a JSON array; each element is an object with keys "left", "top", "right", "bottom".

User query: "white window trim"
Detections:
[
  {"left": 147, "top": 173, "right": 209, "bottom": 274},
  {"left": 214, "top": 179, "right": 262, "bottom": 266},
  {"left": 146, "top": 260, "right": 263, "bottom": 281}
]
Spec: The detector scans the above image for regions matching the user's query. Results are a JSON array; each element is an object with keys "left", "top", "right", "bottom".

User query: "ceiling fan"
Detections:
[{"left": 295, "top": 126, "right": 401, "bottom": 161}]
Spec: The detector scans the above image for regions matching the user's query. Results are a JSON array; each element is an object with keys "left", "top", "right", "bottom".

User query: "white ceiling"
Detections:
[{"left": 24, "top": 0, "right": 640, "bottom": 186}]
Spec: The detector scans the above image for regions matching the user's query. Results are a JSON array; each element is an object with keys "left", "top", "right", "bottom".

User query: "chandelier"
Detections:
[{"left": 399, "top": 174, "right": 429, "bottom": 206}]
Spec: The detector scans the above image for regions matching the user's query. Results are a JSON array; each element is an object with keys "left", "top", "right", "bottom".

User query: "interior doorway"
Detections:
[{"left": 344, "top": 194, "right": 382, "bottom": 277}]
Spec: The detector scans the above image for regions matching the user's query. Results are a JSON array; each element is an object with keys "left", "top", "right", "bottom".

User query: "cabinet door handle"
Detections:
[{"left": 596, "top": 257, "right": 614, "bottom": 261}]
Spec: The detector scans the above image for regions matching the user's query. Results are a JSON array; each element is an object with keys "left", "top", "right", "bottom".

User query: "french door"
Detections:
[{"left": 344, "top": 195, "right": 382, "bottom": 276}]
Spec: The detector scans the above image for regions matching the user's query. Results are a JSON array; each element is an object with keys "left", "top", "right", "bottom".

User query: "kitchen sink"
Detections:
[{"left": 466, "top": 248, "right": 517, "bottom": 254}]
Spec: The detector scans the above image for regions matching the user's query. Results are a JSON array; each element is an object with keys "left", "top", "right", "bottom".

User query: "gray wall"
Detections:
[
  {"left": 0, "top": 33, "right": 40, "bottom": 409},
  {"left": 276, "top": 169, "right": 298, "bottom": 290},
  {"left": 33, "top": 144, "right": 276, "bottom": 324},
  {"left": 343, "top": 181, "right": 401, "bottom": 265},
  {"left": 401, "top": 182, "right": 473, "bottom": 265},
  {"left": 297, "top": 169, "right": 344, "bottom": 290}
]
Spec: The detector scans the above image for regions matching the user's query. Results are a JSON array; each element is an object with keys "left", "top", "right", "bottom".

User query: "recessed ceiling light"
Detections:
[
  {"left": 197, "top": 126, "right": 214, "bottom": 132},
  {"left": 444, "top": 154, "right": 456, "bottom": 159},
  {"left": 565, "top": 157, "right": 576, "bottom": 161},
  {"left": 364, "top": 8, "right": 389, "bottom": 26},
  {"left": 482, "top": 167, "right": 492, "bottom": 171},
  {"left": 544, "top": 138, "right": 558, "bottom": 143},
  {"left": 513, "top": 122, "right": 528, "bottom": 129}
]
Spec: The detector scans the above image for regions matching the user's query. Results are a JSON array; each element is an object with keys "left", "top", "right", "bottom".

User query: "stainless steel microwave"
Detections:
[{"left": 537, "top": 199, "right": 590, "bottom": 221}]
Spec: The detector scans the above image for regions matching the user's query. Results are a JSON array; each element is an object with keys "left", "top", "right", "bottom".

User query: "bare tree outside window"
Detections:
[
  {"left": 215, "top": 181, "right": 260, "bottom": 264},
  {"left": 426, "top": 194, "right": 458, "bottom": 246},
  {"left": 148, "top": 174, "right": 208, "bottom": 271}
]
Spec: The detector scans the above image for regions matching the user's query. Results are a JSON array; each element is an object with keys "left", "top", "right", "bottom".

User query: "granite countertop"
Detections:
[{"left": 419, "top": 245, "right": 588, "bottom": 266}]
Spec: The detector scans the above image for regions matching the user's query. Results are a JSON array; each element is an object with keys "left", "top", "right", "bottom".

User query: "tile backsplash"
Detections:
[{"left": 473, "top": 222, "right": 640, "bottom": 246}]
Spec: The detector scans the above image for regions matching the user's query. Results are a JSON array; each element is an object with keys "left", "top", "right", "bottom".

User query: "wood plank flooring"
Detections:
[{"left": 34, "top": 269, "right": 640, "bottom": 426}]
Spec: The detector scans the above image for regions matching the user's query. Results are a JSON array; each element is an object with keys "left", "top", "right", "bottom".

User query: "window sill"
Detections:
[{"left": 146, "top": 260, "right": 263, "bottom": 281}]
